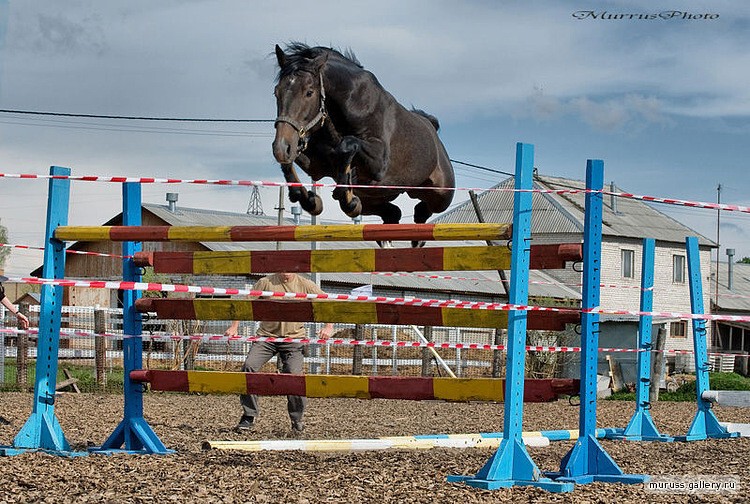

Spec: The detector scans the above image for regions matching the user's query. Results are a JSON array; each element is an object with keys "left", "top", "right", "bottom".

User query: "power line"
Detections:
[
  {"left": 0, "top": 108, "right": 514, "bottom": 179},
  {"left": 0, "top": 108, "right": 274, "bottom": 123}
]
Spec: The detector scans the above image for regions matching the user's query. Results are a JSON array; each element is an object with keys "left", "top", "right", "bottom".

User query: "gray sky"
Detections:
[{"left": 1, "top": 0, "right": 748, "bottom": 276}]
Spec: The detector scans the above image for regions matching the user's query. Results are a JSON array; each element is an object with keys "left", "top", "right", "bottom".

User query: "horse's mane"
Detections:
[{"left": 275, "top": 42, "right": 362, "bottom": 81}]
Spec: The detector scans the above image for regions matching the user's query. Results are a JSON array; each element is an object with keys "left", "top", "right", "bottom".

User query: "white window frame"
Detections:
[
  {"left": 673, "top": 254, "right": 686, "bottom": 283},
  {"left": 621, "top": 249, "right": 635, "bottom": 278}
]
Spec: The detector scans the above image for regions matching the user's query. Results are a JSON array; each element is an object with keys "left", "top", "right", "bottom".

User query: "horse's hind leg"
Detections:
[
  {"left": 411, "top": 201, "right": 434, "bottom": 248},
  {"left": 362, "top": 201, "right": 401, "bottom": 248}
]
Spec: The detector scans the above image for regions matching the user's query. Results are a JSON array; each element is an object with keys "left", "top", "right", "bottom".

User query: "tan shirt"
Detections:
[{"left": 254, "top": 273, "right": 325, "bottom": 339}]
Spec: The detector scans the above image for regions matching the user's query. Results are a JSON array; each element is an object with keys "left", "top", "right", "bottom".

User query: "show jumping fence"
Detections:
[{"left": 1, "top": 142, "right": 742, "bottom": 494}]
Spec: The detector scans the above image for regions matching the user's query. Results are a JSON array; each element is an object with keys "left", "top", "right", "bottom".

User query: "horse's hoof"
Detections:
[
  {"left": 342, "top": 196, "right": 362, "bottom": 218},
  {"left": 287, "top": 188, "right": 302, "bottom": 204},
  {"left": 305, "top": 194, "right": 323, "bottom": 216}
]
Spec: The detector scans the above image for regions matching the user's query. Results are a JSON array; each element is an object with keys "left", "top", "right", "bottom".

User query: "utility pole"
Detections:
[{"left": 714, "top": 183, "right": 721, "bottom": 306}]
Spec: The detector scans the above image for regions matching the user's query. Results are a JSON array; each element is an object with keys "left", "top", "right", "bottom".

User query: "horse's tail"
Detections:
[{"left": 412, "top": 108, "right": 440, "bottom": 132}]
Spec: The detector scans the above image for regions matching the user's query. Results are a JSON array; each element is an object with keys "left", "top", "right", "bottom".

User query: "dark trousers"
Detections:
[{"left": 240, "top": 341, "right": 306, "bottom": 422}]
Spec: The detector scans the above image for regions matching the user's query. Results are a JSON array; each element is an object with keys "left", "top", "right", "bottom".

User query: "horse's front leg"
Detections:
[
  {"left": 281, "top": 157, "right": 323, "bottom": 215},
  {"left": 331, "top": 137, "right": 362, "bottom": 218}
]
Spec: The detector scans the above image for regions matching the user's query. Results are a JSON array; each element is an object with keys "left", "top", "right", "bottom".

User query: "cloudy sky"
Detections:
[{"left": 0, "top": 0, "right": 748, "bottom": 277}]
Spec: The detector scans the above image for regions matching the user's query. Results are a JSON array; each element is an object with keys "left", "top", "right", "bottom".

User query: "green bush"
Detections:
[{"left": 606, "top": 372, "right": 750, "bottom": 402}]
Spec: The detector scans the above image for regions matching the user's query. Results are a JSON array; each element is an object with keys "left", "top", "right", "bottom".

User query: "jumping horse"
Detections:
[{"left": 272, "top": 43, "right": 455, "bottom": 243}]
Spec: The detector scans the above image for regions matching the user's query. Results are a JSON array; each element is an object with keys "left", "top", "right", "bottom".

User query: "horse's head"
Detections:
[{"left": 273, "top": 44, "right": 328, "bottom": 165}]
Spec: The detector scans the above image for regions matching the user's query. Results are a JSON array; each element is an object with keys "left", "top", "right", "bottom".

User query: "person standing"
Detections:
[
  {"left": 225, "top": 272, "right": 333, "bottom": 433},
  {"left": 0, "top": 275, "right": 29, "bottom": 330}
]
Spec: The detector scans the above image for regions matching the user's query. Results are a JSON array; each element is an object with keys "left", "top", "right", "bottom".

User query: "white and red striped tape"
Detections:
[
  {"left": 1, "top": 243, "right": 128, "bottom": 259},
  {"left": 1, "top": 326, "right": 746, "bottom": 358},
  {"left": 7, "top": 275, "right": 750, "bottom": 323},
  {"left": 1, "top": 172, "right": 748, "bottom": 214}
]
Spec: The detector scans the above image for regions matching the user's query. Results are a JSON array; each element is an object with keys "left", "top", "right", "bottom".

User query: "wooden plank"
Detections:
[
  {"left": 135, "top": 298, "right": 578, "bottom": 331},
  {"left": 132, "top": 243, "right": 582, "bottom": 274},
  {"left": 56, "top": 223, "right": 512, "bottom": 243},
  {"left": 131, "top": 370, "right": 580, "bottom": 403}
]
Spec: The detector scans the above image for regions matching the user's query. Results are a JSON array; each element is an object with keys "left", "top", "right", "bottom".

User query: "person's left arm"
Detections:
[{"left": 1, "top": 297, "right": 29, "bottom": 330}]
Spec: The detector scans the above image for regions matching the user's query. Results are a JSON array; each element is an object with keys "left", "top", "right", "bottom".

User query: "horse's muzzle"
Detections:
[{"left": 272, "top": 125, "right": 299, "bottom": 164}]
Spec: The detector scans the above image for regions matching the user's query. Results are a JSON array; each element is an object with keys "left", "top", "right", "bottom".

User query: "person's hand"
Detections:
[
  {"left": 317, "top": 324, "right": 334, "bottom": 339},
  {"left": 16, "top": 312, "right": 29, "bottom": 330},
  {"left": 224, "top": 323, "right": 239, "bottom": 337}
]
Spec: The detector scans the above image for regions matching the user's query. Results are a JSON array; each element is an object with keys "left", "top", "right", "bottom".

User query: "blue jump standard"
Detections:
[
  {"left": 0, "top": 166, "right": 85, "bottom": 458},
  {"left": 446, "top": 144, "right": 573, "bottom": 493},
  {"left": 605, "top": 239, "right": 673, "bottom": 443},
  {"left": 672, "top": 237, "right": 739, "bottom": 443},
  {"left": 546, "top": 161, "right": 648, "bottom": 486},
  {"left": 88, "top": 182, "right": 172, "bottom": 455}
]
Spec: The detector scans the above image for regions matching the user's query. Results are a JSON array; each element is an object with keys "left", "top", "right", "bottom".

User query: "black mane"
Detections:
[{"left": 275, "top": 42, "right": 362, "bottom": 81}]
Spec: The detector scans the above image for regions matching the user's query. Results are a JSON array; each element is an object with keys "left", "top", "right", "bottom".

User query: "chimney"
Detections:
[
  {"left": 291, "top": 205, "right": 301, "bottom": 225},
  {"left": 166, "top": 193, "right": 178, "bottom": 212},
  {"left": 726, "top": 248, "right": 735, "bottom": 291},
  {"left": 610, "top": 181, "right": 618, "bottom": 214}
]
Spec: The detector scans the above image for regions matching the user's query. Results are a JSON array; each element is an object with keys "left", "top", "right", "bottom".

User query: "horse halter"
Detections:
[{"left": 274, "top": 72, "right": 327, "bottom": 152}]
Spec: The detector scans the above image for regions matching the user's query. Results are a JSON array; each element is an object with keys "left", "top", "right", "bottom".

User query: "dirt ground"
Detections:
[{"left": 0, "top": 391, "right": 748, "bottom": 503}]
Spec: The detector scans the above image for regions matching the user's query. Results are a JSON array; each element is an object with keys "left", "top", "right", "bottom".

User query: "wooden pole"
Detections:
[
  {"left": 650, "top": 327, "right": 667, "bottom": 403},
  {"left": 16, "top": 303, "right": 29, "bottom": 390},
  {"left": 352, "top": 324, "right": 364, "bottom": 375},
  {"left": 94, "top": 308, "right": 107, "bottom": 390}
]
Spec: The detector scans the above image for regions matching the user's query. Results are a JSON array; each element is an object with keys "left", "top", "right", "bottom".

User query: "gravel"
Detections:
[{"left": 1, "top": 392, "right": 748, "bottom": 503}]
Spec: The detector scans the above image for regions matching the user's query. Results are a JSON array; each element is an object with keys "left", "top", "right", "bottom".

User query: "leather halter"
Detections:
[{"left": 274, "top": 72, "right": 327, "bottom": 152}]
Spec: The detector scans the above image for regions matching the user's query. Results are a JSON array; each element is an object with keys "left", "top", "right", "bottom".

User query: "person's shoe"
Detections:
[
  {"left": 291, "top": 420, "right": 305, "bottom": 432},
  {"left": 235, "top": 415, "right": 255, "bottom": 432}
]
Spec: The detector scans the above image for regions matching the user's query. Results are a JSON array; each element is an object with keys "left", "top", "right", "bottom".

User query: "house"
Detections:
[
  {"left": 711, "top": 259, "right": 750, "bottom": 375},
  {"left": 431, "top": 174, "right": 716, "bottom": 381}
]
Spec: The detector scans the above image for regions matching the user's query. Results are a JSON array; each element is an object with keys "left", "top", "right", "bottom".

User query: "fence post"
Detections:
[
  {"left": 421, "top": 326, "right": 433, "bottom": 376},
  {"left": 352, "top": 324, "right": 364, "bottom": 375},
  {"left": 650, "top": 327, "right": 667, "bottom": 403},
  {"left": 94, "top": 308, "right": 107, "bottom": 391},
  {"left": 16, "top": 303, "right": 30, "bottom": 390},
  {"left": 492, "top": 328, "right": 505, "bottom": 378}
]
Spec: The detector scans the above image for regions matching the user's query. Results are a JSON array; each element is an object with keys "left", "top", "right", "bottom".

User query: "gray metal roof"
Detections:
[
  {"left": 434, "top": 174, "right": 715, "bottom": 246},
  {"left": 712, "top": 261, "right": 750, "bottom": 313},
  {"left": 142, "top": 203, "right": 579, "bottom": 301}
]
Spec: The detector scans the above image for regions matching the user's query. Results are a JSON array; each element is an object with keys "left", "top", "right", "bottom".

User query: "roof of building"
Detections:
[
  {"left": 434, "top": 174, "right": 715, "bottom": 246},
  {"left": 712, "top": 261, "right": 750, "bottom": 314}
]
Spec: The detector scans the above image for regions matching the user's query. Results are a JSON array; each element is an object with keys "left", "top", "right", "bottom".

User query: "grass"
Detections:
[
  {"left": 1, "top": 360, "right": 125, "bottom": 393},
  {"left": 607, "top": 372, "right": 750, "bottom": 402}
]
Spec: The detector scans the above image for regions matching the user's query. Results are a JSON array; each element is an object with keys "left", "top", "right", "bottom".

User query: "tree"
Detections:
[
  {"left": 0, "top": 220, "right": 8, "bottom": 270},
  {"left": 740, "top": 257, "right": 750, "bottom": 264}
]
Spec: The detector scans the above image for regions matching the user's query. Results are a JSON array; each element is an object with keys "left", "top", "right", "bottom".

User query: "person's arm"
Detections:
[
  {"left": 1, "top": 296, "right": 29, "bottom": 330},
  {"left": 224, "top": 319, "right": 240, "bottom": 337},
  {"left": 317, "top": 323, "right": 334, "bottom": 339}
]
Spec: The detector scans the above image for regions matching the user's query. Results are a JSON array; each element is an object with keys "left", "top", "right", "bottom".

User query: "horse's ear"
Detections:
[
  {"left": 275, "top": 44, "right": 286, "bottom": 67},
  {"left": 315, "top": 52, "right": 330, "bottom": 72}
]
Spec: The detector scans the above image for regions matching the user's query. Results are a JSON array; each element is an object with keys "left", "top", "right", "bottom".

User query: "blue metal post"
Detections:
[
  {"left": 551, "top": 160, "right": 648, "bottom": 485},
  {"left": 91, "top": 182, "right": 170, "bottom": 454},
  {"left": 673, "top": 237, "right": 738, "bottom": 442},
  {"left": 447, "top": 143, "right": 573, "bottom": 492},
  {"left": 2, "top": 166, "right": 86, "bottom": 456},
  {"left": 608, "top": 238, "right": 673, "bottom": 442}
]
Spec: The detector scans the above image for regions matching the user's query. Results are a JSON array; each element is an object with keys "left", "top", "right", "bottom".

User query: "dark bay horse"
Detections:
[{"left": 272, "top": 43, "right": 455, "bottom": 237}]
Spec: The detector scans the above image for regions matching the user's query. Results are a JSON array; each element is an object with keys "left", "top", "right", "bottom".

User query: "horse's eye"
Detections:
[{"left": 305, "top": 90, "right": 314, "bottom": 98}]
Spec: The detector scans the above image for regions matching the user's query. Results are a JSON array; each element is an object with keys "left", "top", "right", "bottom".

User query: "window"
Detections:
[
  {"left": 621, "top": 249, "right": 635, "bottom": 278},
  {"left": 673, "top": 254, "right": 686, "bottom": 283},
  {"left": 670, "top": 321, "right": 687, "bottom": 338}
]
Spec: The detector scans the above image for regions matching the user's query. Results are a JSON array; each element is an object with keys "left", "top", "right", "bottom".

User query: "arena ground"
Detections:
[{"left": 0, "top": 392, "right": 748, "bottom": 503}]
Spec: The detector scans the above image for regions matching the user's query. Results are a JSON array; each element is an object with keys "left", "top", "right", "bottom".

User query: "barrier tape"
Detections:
[
  {"left": 2, "top": 171, "right": 747, "bottom": 213},
  {"left": 7, "top": 276, "right": 750, "bottom": 323},
  {"left": 0, "top": 326, "right": 746, "bottom": 358},
  {"left": 0, "top": 242, "right": 129, "bottom": 259}
]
